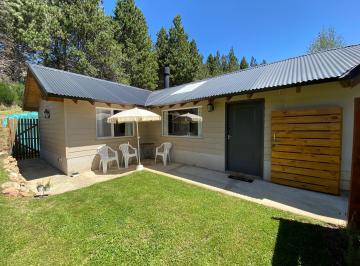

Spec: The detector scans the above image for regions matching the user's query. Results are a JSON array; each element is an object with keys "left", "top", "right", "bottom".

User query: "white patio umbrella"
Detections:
[
  {"left": 107, "top": 107, "right": 161, "bottom": 171},
  {"left": 177, "top": 112, "right": 203, "bottom": 122}
]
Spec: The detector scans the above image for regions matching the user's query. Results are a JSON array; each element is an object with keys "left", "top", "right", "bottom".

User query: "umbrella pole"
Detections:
[{"left": 136, "top": 121, "right": 143, "bottom": 171}]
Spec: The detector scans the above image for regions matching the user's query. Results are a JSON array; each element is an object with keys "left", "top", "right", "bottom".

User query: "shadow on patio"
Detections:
[{"left": 18, "top": 158, "right": 63, "bottom": 181}]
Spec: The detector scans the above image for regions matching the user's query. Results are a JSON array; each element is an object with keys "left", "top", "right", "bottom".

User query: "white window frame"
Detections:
[
  {"left": 96, "top": 107, "right": 134, "bottom": 139},
  {"left": 161, "top": 106, "right": 203, "bottom": 138}
]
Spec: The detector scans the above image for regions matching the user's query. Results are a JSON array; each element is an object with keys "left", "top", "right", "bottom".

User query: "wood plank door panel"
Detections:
[{"left": 271, "top": 107, "right": 342, "bottom": 195}]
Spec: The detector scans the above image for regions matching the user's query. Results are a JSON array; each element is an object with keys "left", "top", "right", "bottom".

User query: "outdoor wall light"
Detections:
[
  {"left": 43, "top": 108, "right": 50, "bottom": 119},
  {"left": 207, "top": 103, "right": 214, "bottom": 112}
]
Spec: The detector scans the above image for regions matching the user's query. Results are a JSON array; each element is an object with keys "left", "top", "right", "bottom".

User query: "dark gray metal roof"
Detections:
[
  {"left": 145, "top": 44, "right": 360, "bottom": 106},
  {"left": 29, "top": 44, "right": 360, "bottom": 107},
  {"left": 28, "top": 64, "right": 152, "bottom": 106}
]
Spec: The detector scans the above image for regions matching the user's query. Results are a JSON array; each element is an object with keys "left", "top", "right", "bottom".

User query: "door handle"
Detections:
[{"left": 227, "top": 134, "right": 232, "bottom": 140}]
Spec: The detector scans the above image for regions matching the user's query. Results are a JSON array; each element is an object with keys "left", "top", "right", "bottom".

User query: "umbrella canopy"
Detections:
[
  {"left": 107, "top": 107, "right": 161, "bottom": 171},
  {"left": 177, "top": 112, "right": 203, "bottom": 122},
  {"left": 107, "top": 107, "right": 161, "bottom": 123}
]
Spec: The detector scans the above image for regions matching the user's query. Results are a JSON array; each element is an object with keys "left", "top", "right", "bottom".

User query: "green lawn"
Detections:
[{"left": 0, "top": 164, "right": 347, "bottom": 265}]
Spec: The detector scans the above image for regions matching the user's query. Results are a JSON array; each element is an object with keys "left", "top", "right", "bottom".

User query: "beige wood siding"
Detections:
[
  {"left": 143, "top": 102, "right": 226, "bottom": 171},
  {"left": 39, "top": 99, "right": 67, "bottom": 172},
  {"left": 64, "top": 100, "right": 137, "bottom": 174}
]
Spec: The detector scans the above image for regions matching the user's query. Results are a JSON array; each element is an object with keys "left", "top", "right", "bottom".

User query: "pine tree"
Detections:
[
  {"left": 196, "top": 58, "right": 209, "bottom": 80},
  {"left": 206, "top": 54, "right": 216, "bottom": 76},
  {"left": 226, "top": 47, "right": 239, "bottom": 73},
  {"left": 220, "top": 54, "right": 228, "bottom": 73},
  {"left": 239, "top": 56, "right": 249, "bottom": 69},
  {"left": 0, "top": 0, "right": 49, "bottom": 81},
  {"left": 260, "top": 59, "right": 267, "bottom": 65},
  {"left": 157, "top": 15, "right": 202, "bottom": 87},
  {"left": 114, "top": 0, "right": 158, "bottom": 89},
  {"left": 48, "top": 0, "right": 128, "bottom": 83},
  {"left": 206, "top": 51, "right": 223, "bottom": 77},
  {"left": 214, "top": 51, "right": 222, "bottom": 74},
  {"left": 189, "top": 40, "right": 203, "bottom": 79},
  {"left": 250, "top": 56, "right": 258, "bottom": 67},
  {"left": 1, "top": 0, "right": 128, "bottom": 83},
  {"left": 155, "top": 27, "right": 169, "bottom": 88}
]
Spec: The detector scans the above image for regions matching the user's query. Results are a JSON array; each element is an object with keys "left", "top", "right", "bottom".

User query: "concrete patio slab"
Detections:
[
  {"left": 150, "top": 165, "right": 348, "bottom": 226},
  {"left": 19, "top": 158, "right": 182, "bottom": 195},
  {"left": 18, "top": 158, "right": 348, "bottom": 225}
]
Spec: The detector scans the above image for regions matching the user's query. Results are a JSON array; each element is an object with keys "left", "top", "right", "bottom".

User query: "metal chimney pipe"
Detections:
[{"left": 164, "top": 67, "right": 170, "bottom": 88}]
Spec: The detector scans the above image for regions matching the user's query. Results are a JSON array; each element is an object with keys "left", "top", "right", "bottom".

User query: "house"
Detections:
[{"left": 22, "top": 45, "right": 360, "bottom": 198}]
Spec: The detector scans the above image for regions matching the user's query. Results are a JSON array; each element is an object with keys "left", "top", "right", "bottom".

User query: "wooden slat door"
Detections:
[{"left": 271, "top": 107, "right": 342, "bottom": 195}]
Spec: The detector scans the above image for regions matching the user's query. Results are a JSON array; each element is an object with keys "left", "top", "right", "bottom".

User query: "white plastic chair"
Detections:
[
  {"left": 119, "top": 143, "right": 138, "bottom": 168},
  {"left": 97, "top": 145, "right": 119, "bottom": 174},
  {"left": 155, "top": 142, "right": 172, "bottom": 166}
]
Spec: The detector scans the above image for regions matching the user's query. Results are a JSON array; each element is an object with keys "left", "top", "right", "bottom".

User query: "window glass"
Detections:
[
  {"left": 96, "top": 108, "right": 133, "bottom": 138},
  {"left": 113, "top": 110, "right": 133, "bottom": 137},
  {"left": 96, "top": 109, "right": 111, "bottom": 137},
  {"left": 163, "top": 108, "right": 202, "bottom": 137}
]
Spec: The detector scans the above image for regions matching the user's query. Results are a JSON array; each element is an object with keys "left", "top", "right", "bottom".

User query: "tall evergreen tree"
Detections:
[
  {"left": 196, "top": 57, "right": 209, "bottom": 80},
  {"left": 220, "top": 54, "right": 228, "bottom": 72},
  {"left": 250, "top": 56, "right": 258, "bottom": 67},
  {"left": 156, "top": 15, "right": 202, "bottom": 87},
  {"left": 214, "top": 51, "right": 222, "bottom": 74},
  {"left": 1, "top": 0, "right": 128, "bottom": 83},
  {"left": 206, "top": 54, "right": 216, "bottom": 76},
  {"left": 155, "top": 27, "right": 169, "bottom": 88},
  {"left": 47, "top": 0, "right": 128, "bottom": 82},
  {"left": 0, "top": 0, "right": 48, "bottom": 81},
  {"left": 189, "top": 39, "right": 203, "bottom": 79},
  {"left": 206, "top": 51, "right": 223, "bottom": 77},
  {"left": 239, "top": 56, "right": 249, "bottom": 69},
  {"left": 114, "top": 0, "right": 158, "bottom": 89},
  {"left": 226, "top": 47, "right": 239, "bottom": 73}
]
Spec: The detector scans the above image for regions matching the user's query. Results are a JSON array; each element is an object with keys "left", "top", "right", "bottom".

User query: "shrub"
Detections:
[{"left": 0, "top": 81, "right": 24, "bottom": 106}]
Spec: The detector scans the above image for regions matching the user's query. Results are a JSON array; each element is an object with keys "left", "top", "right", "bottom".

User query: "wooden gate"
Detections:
[
  {"left": 271, "top": 107, "right": 342, "bottom": 195},
  {"left": 12, "top": 119, "right": 40, "bottom": 160}
]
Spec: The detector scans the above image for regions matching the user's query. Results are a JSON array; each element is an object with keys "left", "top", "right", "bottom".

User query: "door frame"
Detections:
[{"left": 225, "top": 98, "right": 265, "bottom": 177}]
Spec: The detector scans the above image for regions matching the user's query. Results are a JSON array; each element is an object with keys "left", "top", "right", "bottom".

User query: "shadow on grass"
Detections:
[{"left": 271, "top": 217, "right": 346, "bottom": 266}]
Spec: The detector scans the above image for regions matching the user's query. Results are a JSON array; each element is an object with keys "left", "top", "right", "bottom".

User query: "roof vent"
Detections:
[{"left": 164, "top": 67, "right": 170, "bottom": 89}]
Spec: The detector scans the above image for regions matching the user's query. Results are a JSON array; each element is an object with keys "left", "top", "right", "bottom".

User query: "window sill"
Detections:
[
  {"left": 96, "top": 135, "right": 134, "bottom": 140},
  {"left": 161, "top": 135, "right": 203, "bottom": 139}
]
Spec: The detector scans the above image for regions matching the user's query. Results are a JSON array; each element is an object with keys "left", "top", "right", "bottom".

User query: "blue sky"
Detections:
[{"left": 103, "top": 0, "right": 360, "bottom": 63}]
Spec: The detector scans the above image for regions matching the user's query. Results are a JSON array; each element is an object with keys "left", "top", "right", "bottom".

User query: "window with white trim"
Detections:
[
  {"left": 162, "top": 107, "right": 202, "bottom": 137},
  {"left": 96, "top": 108, "right": 133, "bottom": 138}
]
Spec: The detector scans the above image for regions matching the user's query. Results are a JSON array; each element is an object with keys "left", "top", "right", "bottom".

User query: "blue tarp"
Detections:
[{"left": 2, "top": 112, "right": 38, "bottom": 127}]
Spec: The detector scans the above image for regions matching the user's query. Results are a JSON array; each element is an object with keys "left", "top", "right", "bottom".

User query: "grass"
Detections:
[{"left": 0, "top": 164, "right": 347, "bottom": 265}]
